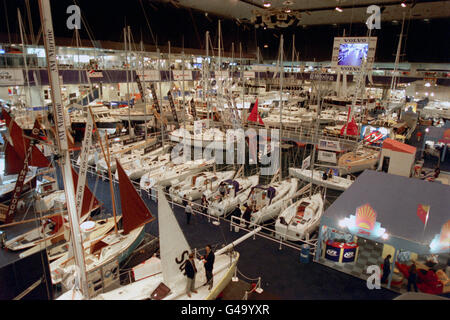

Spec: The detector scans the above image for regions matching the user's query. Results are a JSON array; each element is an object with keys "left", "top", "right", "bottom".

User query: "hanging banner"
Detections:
[
  {"left": 149, "top": 83, "right": 161, "bottom": 114},
  {"left": 318, "top": 150, "right": 337, "bottom": 164},
  {"left": 310, "top": 73, "right": 336, "bottom": 82},
  {"left": 144, "top": 141, "right": 162, "bottom": 154},
  {"left": 167, "top": 90, "right": 180, "bottom": 129},
  {"left": 243, "top": 71, "right": 255, "bottom": 78},
  {"left": 87, "top": 70, "right": 103, "bottom": 78},
  {"left": 136, "top": 70, "right": 160, "bottom": 81},
  {"left": 75, "top": 113, "right": 94, "bottom": 218},
  {"left": 301, "top": 155, "right": 311, "bottom": 170},
  {"left": 190, "top": 99, "right": 197, "bottom": 120},
  {"left": 135, "top": 75, "right": 144, "bottom": 102},
  {"left": 172, "top": 70, "right": 192, "bottom": 81},
  {"left": 331, "top": 37, "right": 377, "bottom": 72},
  {"left": 318, "top": 139, "right": 342, "bottom": 152},
  {"left": 3, "top": 143, "right": 33, "bottom": 223},
  {"left": 214, "top": 71, "right": 229, "bottom": 80},
  {"left": 0, "top": 69, "right": 24, "bottom": 85}
]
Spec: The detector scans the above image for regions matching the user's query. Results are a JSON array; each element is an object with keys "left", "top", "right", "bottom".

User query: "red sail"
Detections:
[
  {"left": 71, "top": 167, "right": 101, "bottom": 218},
  {"left": 116, "top": 159, "right": 154, "bottom": 234},
  {"left": 2, "top": 109, "right": 50, "bottom": 168},
  {"left": 4, "top": 142, "right": 23, "bottom": 175},
  {"left": 247, "top": 98, "right": 264, "bottom": 125}
]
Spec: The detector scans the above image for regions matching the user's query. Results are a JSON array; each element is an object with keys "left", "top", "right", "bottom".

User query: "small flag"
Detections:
[{"left": 417, "top": 204, "right": 430, "bottom": 225}]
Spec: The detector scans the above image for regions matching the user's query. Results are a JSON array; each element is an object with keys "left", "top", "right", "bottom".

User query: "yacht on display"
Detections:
[
  {"left": 248, "top": 178, "right": 299, "bottom": 225},
  {"left": 275, "top": 193, "right": 324, "bottom": 242},
  {"left": 289, "top": 168, "right": 354, "bottom": 191},
  {"left": 206, "top": 175, "right": 260, "bottom": 217},
  {"left": 338, "top": 146, "right": 380, "bottom": 175}
]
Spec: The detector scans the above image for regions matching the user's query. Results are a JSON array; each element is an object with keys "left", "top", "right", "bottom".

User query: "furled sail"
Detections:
[{"left": 116, "top": 159, "right": 154, "bottom": 234}]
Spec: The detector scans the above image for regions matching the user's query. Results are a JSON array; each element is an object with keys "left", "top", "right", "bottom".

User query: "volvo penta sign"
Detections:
[{"left": 331, "top": 37, "right": 377, "bottom": 72}]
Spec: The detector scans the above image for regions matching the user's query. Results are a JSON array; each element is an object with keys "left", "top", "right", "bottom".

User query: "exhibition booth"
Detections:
[{"left": 315, "top": 170, "right": 450, "bottom": 294}]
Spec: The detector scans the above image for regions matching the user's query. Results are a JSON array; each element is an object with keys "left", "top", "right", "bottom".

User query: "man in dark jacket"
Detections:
[
  {"left": 381, "top": 254, "right": 392, "bottom": 284},
  {"left": 242, "top": 203, "right": 253, "bottom": 228},
  {"left": 185, "top": 252, "right": 198, "bottom": 297},
  {"left": 202, "top": 245, "right": 215, "bottom": 290}
]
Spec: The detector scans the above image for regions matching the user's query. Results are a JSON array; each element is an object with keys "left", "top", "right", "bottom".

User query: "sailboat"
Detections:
[
  {"left": 168, "top": 170, "right": 235, "bottom": 203},
  {"left": 207, "top": 175, "right": 259, "bottom": 217},
  {"left": 275, "top": 193, "right": 324, "bottom": 242},
  {"left": 93, "top": 187, "right": 239, "bottom": 300},
  {"left": 338, "top": 146, "right": 380, "bottom": 175},
  {"left": 289, "top": 167, "right": 354, "bottom": 191},
  {"left": 4, "top": 167, "right": 102, "bottom": 252},
  {"left": 248, "top": 178, "right": 299, "bottom": 225},
  {"left": 50, "top": 160, "right": 155, "bottom": 286}
]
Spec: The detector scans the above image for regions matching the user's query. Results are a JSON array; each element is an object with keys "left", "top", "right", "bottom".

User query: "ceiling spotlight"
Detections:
[
  {"left": 264, "top": 44, "right": 269, "bottom": 48},
  {"left": 401, "top": 1, "right": 407, "bottom": 7},
  {"left": 263, "top": 1, "right": 271, "bottom": 8},
  {"left": 285, "top": 9, "right": 292, "bottom": 13},
  {"left": 335, "top": 7, "right": 343, "bottom": 12}
]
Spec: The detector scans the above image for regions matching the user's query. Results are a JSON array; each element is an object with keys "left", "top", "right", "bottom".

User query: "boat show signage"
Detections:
[
  {"left": 331, "top": 37, "right": 377, "bottom": 72},
  {"left": 87, "top": 70, "right": 103, "bottom": 78},
  {"left": 3, "top": 143, "right": 33, "bottom": 223},
  {"left": 309, "top": 73, "right": 336, "bottom": 82},
  {"left": 319, "top": 139, "right": 341, "bottom": 152},
  {"left": 0, "top": 69, "right": 24, "bottom": 85},
  {"left": 318, "top": 150, "right": 337, "bottom": 164},
  {"left": 75, "top": 113, "right": 94, "bottom": 217},
  {"left": 301, "top": 155, "right": 311, "bottom": 170},
  {"left": 149, "top": 83, "right": 161, "bottom": 114},
  {"left": 190, "top": 99, "right": 197, "bottom": 120},
  {"left": 172, "top": 70, "right": 192, "bottom": 81},
  {"left": 214, "top": 71, "right": 229, "bottom": 80},
  {"left": 144, "top": 141, "right": 162, "bottom": 154},
  {"left": 123, "top": 134, "right": 145, "bottom": 146},
  {"left": 167, "top": 90, "right": 180, "bottom": 129},
  {"left": 136, "top": 70, "right": 160, "bottom": 81},
  {"left": 40, "top": 1, "right": 68, "bottom": 150},
  {"left": 243, "top": 71, "right": 256, "bottom": 78}
]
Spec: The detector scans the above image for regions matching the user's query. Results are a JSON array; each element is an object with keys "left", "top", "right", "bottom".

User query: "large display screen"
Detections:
[
  {"left": 337, "top": 43, "right": 369, "bottom": 67},
  {"left": 331, "top": 37, "right": 377, "bottom": 72}
]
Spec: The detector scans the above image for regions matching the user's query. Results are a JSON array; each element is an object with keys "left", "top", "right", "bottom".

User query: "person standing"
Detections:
[
  {"left": 381, "top": 254, "right": 392, "bottom": 284},
  {"left": 202, "top": 245, "right": 215, "bottom": 290},
  {"left": 242, "top": 203, "right": 253, "bottom": 228},
  {"left": 182, "top": 194, "right": 188, "bottom": 207},
  {"left": 184, "top": 253, "right": 198, "bottom": 298},
  {"left": 185, "top": 201, "right": 193, "bottom": 225},
  {"left": 407, "top": 262, "right": 418, "bottom": 292},
  {"left": 200, "top": 194, "right": 209, "bottom": 217}
]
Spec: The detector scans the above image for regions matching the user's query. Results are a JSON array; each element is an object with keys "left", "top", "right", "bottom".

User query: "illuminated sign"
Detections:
[
  {"left": 341, "top": 203, "right": 386, "bottom": 240},
  {"left": 331, "top": 37, "right": 377, "bottom": 72}
]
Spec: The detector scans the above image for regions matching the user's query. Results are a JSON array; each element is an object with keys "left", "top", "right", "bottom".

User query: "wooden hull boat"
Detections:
[{"left": 338, "top": 148, "right": 380, "bottom": 175}]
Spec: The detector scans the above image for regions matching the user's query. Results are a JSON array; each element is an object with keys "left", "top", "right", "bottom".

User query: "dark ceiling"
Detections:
[{"left": 0, "top": 0, "right": 449, "bottom": 63}]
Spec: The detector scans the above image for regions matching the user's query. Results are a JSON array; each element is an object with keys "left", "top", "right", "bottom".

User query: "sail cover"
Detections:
[
  {"left": 117, "top": 160, "right": 154, "bottom": 234},
  {"left": 157, "top": 187, "right": 191, "bottom": 288},
  {"left": 71, "top": 167, "right": 101, "bottom": 218}
]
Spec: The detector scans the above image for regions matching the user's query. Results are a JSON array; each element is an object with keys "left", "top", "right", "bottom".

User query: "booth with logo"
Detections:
[{"left": 314, "top": 170, "right": 450, "bottom": 294}]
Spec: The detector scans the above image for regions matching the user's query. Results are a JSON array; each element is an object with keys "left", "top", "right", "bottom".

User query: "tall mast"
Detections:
[
  {"left": 205, "top": 31, "right": 210, "bottom": 128},
  {"left": 278, "top": 35, "right": 284, "bottom": 180},
  {"left": 390, "top": 13, "right": 406, "bottom": 94},
  {"left": 38, "top": 0, "right": 89, "bottom": 297}
]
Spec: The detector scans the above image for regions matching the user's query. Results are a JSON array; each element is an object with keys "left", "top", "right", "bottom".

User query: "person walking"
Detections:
[
  {"left": 202, "top": 245, "right": 215, "bottom": 290},
  {"left": 184, "top": 253, "right": 198, "bottom": 298},
  {"left": 185, "top": 201, "right": 193, "bottom": 225},
  {"left": 381, "top": 254, "right": 392, "bottom": 284},
  {"left": 407, "top": 262, "right": 418, "bottom": 292}
]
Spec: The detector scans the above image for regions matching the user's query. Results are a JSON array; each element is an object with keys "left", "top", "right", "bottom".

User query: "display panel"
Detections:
[{"left": 331, "top": 37, "right": 377, "bottom": 72}]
